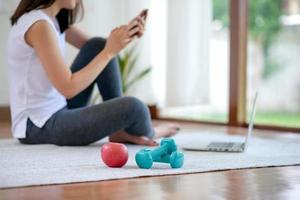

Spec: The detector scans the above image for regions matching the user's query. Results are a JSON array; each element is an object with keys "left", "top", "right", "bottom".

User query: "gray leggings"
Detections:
[{"left": 19, "top": 37, "right": 154, "bottom": 146}]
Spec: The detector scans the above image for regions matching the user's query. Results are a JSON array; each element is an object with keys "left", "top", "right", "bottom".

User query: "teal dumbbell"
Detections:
[{"left": 135, "top": 138, "right": 184, "bottom": 169}]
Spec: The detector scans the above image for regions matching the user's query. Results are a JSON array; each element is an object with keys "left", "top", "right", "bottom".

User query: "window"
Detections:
[
  {"left": 247, "top": 0, "right": 300, "bottom": 128},
  {"left": 147, "top": 0, "right": 299, "bottom": 132}
]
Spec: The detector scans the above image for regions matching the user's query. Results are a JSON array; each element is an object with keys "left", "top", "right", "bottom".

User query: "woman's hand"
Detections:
[
  {"left": 103, "top": 24, "right": 138, "bottom": 58},
  {"left": 103, "top": 10, "right": 147, "bottom": 58}
]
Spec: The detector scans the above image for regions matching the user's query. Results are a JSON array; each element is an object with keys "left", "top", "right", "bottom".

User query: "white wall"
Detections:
[
  {"left": 0, "top": 12, "right": 12, "bottom": 105},
  {"left": 0, "top": 1, "right": 19, "bottom": 106}
]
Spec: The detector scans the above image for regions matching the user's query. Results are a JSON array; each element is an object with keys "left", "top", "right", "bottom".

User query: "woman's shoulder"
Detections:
[
  {"left": 13, "top": 9, "right": 52, "bottom": 30},
  {"left": 8, "top": 9, "right": 56, "bottom": 52}
]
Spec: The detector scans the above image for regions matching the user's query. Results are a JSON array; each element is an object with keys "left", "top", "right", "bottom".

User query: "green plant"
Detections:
[{"left": 118, "top": 46, "right": 152, "bottom": 94}]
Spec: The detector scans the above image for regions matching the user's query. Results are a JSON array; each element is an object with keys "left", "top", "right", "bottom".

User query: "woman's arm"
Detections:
[
  {"left": 65, "top": 11, "right": 147, "bottom": 49},
  {"left": 25, "top": 20, "right": 139, "bottom": 99},
  {"left": 65, "top": 24, "right": 91, "bottom": 49}
]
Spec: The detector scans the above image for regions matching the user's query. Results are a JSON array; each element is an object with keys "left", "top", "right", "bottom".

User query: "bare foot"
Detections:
[
  {"left": 108, "top": 123, "right": 180, "bottom": 146},
  {"left": 153, "top": 123, "right": 180, "bottom": 139},
  {"left": 109, "top": 130, "right": 158, "bottom": 146}
]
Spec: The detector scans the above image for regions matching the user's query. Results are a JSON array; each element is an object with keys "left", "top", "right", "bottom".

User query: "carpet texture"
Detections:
[{"left": 1, "top": 132, "right": 300, "bottom": 189}]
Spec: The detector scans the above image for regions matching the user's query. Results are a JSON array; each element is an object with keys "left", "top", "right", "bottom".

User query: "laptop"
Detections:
[{"left": 182, "top": 92, "right": 258, "bottom": 152}]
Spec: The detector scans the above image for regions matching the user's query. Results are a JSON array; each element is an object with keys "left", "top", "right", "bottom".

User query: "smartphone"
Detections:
[
  {"left": 140, "top": 9, "right": 148, "bottom": 20},
  {"left": 131, "top": 9, "right": 148, "bottom": 37}
]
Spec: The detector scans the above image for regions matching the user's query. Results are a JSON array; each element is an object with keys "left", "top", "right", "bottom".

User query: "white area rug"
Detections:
[{"left": 1, "top": 132, "right": 300, "bottom": 189}]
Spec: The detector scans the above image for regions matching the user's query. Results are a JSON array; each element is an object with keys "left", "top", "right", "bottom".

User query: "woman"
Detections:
[{"left": 7, "top": 0, "right": 179, "bottom": 146}]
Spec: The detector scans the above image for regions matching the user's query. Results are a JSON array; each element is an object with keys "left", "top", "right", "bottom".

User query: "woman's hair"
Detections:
[{"left": 10, "top": 0, "right": 84, "bottom": 33}]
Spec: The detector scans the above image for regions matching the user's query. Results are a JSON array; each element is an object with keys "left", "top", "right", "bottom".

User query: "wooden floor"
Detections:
[{"left": 0, "top": 120, "right": 300, "bottom": 200}]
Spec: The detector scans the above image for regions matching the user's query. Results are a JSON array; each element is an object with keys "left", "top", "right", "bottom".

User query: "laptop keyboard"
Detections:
[{"left": 207, "top": 142, "right": 236, "bottom": 149}]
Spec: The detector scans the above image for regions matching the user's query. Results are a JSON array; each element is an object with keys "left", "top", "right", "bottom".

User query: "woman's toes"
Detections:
[
  {"left": 153, "top": 123, "right": 181, "bottom": 139},
  {"left": 134, "top": 136, "right": 158, "bottom": 146}
]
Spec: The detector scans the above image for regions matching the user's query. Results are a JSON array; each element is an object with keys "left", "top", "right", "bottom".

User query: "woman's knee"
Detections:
[
  {"left": 123, "top": 96, "right": 150, "bottom": 118},
  {"left": 82, "top": 37, "right": 120, "bottom": 67},
  {"left": 83, "top": 37, "right": 107, "bottom": 53}
]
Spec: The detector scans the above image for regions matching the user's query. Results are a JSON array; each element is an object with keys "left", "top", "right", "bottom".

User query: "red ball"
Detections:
[{"left": 101, "top": 142, "right": 129, "bottom": 168}]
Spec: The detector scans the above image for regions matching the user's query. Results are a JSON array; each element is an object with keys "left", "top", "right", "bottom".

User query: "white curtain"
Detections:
[{"left": 166, "top": 0, "right": 212, "bottom": 107}]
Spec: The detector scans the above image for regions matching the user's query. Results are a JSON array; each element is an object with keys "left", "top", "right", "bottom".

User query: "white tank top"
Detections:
[{"left": 7, "top": 9, "right": 67, "bottom": 138}]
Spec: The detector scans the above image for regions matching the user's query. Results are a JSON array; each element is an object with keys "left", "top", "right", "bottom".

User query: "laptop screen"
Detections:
[{"left": 244, "top": 92, "right": 258, "bottom": 150}]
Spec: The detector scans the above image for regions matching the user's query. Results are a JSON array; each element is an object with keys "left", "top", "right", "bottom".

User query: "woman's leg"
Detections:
[
  {"left": 20, "top": 96, "right": 154, "bottom": 146},
  {"left": 67, "top": 37, "right": 122, "bottom": 108}
]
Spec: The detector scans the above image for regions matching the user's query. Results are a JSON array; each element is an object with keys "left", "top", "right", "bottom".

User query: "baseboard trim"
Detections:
[{"left": 0, "top": 106, "right": 11, "bottom": 122}]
